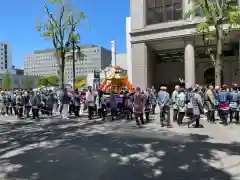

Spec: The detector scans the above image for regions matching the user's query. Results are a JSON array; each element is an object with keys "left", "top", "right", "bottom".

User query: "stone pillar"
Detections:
[
  {"left": 184, "top": 41, "right": 195, "bottom": 88},
  {"left": 130, "top": 0, "right": 146, "bottom": 30},
  {"left": 132, "top": 43, "right": 148, "bottom": 89},
  {"left": 183, "top": 0, "right": 193, "bottom": 20},
  {"left": 126, "top": 17, "right": 132, "bottom": 83}
]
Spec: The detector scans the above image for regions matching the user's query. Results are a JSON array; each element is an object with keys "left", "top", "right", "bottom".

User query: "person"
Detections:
[
  {"left": 216, "top": 85, "right": 230, "bottom": 125},
  {"left": 24, "top": 91, "right": 32, "bottom": 117},
  {"left": 229, "top": 84, "right": 239, "bottom": 123},
  {"left": 74, "top": 89, "right": 81, "bottom": 117},
  {"left": 109, "top": 90, "right": 117, "bottom": 120},
  {"left": 150, "top": 88, "right": 157, "bottom": 114},
  {"left": 171, "top": 85, "right": 179, "bottom": 122},
  {"left": 205, "top": 85, "right": 216, "bottom": 123},
  {"left": 16, "top": 91, "right": 24, "bottom": 119},
  {"left": 176, "top": 87, "right": 186, "bottom": 125},
  {"left": 157, "top": 86, "right": 171, "bottom": 127},
  {"left": 86, "top": 86, "right": 96, "bottom": 120},
  {"left": 31, "top": 91, "right": 40, "bottom": 120},
  {"left": 61, "top": 88, "right": 71, "bottom": 119},
  {"left": 46, "top": 90, "right": 55, "bottom": 116},
  {"left": 0, "top": 92, "right": 6, "bottom": 116},
  {"left": 188, "top": 86, "right": 203, "bottom": 128},
  {"left": 144, "top": 88, "right": 151, "bottom": 121},
  {"left": 133, "top": 86, "right": 145, "bottom": 127},
  {"left": 95, "top": 90, "right": 105, "bottom": 120}
]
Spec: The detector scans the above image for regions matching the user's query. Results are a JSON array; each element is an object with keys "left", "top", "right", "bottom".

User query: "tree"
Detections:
[
  {"left": 37, "top": 77, "right": 48, "bottom": 87},
  {"left": 185, "top": 0, "right": 240, "bottom": 86},
  {"left": 47, "top": 75, "right": 59, "bottom": 86},
  {"left": 37, "top": 0, "right": 87, "bottom": 90},
  {"left": 2, "top": 72, "right": 11, "bottom": 90},
  {"left": 23, "top": 76, "right": 32, "bottom": 89},
  {"left": 67, "top": 33, "right": 81, "bottom": 89}
]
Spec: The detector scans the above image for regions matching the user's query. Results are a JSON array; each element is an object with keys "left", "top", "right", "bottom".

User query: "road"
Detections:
[{"left": 0, "top": 112, "right": 239, "bottom": 180}]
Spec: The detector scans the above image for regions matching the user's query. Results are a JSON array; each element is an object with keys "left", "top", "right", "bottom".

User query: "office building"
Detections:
[
  {"left": 24, "top": 45, "right": 112, "bottom": 83},
  {"left": 129, "top": 0, "right": 240, "bottom": 89},
  {"left": 0, "top": 42, "right": 12, "bottom": 74}
]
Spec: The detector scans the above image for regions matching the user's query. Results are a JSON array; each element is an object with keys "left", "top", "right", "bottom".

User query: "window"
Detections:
[{"left": 146, "top": 0, "right": 182, "bottom": 25}]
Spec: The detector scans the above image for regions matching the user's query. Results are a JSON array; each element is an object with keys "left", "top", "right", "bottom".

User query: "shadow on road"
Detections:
[{"left": 0, "top": 119, "right": 239, "bottom": 180}]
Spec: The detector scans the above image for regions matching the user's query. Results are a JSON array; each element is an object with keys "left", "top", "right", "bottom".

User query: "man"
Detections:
[
  {"left": 74, "top": 89, "right": 81, "bottom": 117},
  {"left": 205, "top": 85, "right": 216, "bottom": 122},
  {"left": 60, "top": 88, "right": 71, "bottom": 119},
  {"left": 171, "top": 85, "right": 179, "bottom": 122},
  {"left": 176, "top": 87, "right": 186, "bottom": 125},
  {"left": 188, "top": 86, "right": 203, "bottom": 128},
  {"left": 31, "top": 91, "right": 40, "bottom": 120},
  {"left": 24, "top": 91, "right": 32, "bottom": 117},
  {"left": 157, "top": 86, "right": 171, "bottom": 127},
  {"left": 86, "top": 86, "right": 96, "bottom": 120},
  {"left": 229, "top": 84, "right": 240, "bottom": 123},
  {"left": 133, "top": 86, "right": 145, "bottom": 127},
  {"left": 215, "top": 85, "right": 230, "bottom": 125}
]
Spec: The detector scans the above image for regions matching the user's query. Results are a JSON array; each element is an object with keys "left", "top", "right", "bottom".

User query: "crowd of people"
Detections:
[{"left": 0, "top": 83, "right": 238, "bottom": 128}]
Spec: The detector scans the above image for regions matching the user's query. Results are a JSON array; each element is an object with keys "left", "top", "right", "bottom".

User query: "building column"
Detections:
[
  {"left": 126, "top": 17, "right": 132, "bottom": 83},
  {"left": 183, "top": 0, "right": 193, "bottom": 20},
  {"left": 184, "top": 41, "right": 195, "bottom": 88},
  {"left": 130, "top": 0, "right": 146, "bottom": 30},
  {"left": 132, "top": 43, "right": 148, "bottom": 89}
]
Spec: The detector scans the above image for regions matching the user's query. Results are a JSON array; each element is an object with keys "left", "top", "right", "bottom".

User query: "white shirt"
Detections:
[{"left": 86, "top": 91, "right": 95, "bottom": 106}]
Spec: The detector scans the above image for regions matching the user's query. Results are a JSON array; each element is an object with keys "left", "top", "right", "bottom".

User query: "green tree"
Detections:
[
  {"left": 2, "top": 72, "right": 11, "bottom": 90},
  {"left": 37, "top": 77, "right": 48, "bottom": 87},
  {"left": 47, "top": 75, "right": 59, "bottom": 86},
  {"left": 37, "top": 0, "right": 87, "bottom": 90},
  {"left": 23, "top": 76, "right": 32, "bottom": 89},
  {"left": 185, "top": 0, "right": 240, "bottom": 86}
]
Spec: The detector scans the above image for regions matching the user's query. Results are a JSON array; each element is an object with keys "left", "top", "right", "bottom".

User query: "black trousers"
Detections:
[
  {"left": 74, "top": 106, "right": 80, "bottom": 117},
  {"left": 177, "top": 112, "right": 185, "bottom": 125},
  {"left": 88, "top": 106, "right": 94, "bottom": 119},
  {"left": 135, "top": 113, "right": 144, "bottom": 125},
  {"left": 188, "top": 115, "right": 200, "bottom": 127},
  {"left": 229, "top": 109, "right": 239, "bottom": 122},
  {"left": 173, "top": 109, "right": 178, "bottom": 122},
  {"left": 32, "top": 108, "right": 39, "bottom": 119},
  {"left": 160, "top": 106, "right": 170, "bottom": 127},
  {"left": 25, "top": 106, "right": 31, "bottom": 117},
  {"left": 17, "top": 107, "right": 23, "bottom": 118}
]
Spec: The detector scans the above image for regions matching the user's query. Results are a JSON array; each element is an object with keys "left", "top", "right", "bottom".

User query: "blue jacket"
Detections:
[
  {"left": 216, "top": 91, "right": 230, "bottom": 104},
  {"left": 157, "top": 91, "right": 170, "bottom": 107}
]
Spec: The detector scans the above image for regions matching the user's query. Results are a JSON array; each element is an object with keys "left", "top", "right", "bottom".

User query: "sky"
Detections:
[{"left": 0, "top": 0, "right": 130, "bottom": 68}]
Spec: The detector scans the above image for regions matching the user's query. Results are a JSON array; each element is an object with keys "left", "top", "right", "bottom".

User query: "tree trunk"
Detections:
[
  {"left": 60, "top": 52, "right": 65, "bottom": 90},
  {"left": 215, "top": 27, "right": 223, "bottom": 86},
  {"left": 72, "top": 41, "right": 76, "bottom": 90}
]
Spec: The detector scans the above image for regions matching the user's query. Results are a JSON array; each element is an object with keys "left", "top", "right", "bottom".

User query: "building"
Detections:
[
  {"left": 0, "top": 42, "right": 12, "bottom": 74},
  {"left": 116, "top": 53, "right": 128, "bottom": 70},
  {"left": 12, "top": 66, "right": 24, "bottom": 75},
  {"left": 129, "top": 0, "right": 240, "bottom": 89},
  {"left": 24, "top": 44, "right": 112, "bottom": 83}
]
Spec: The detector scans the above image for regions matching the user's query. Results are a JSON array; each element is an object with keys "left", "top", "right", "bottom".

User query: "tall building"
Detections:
[
  {"left": 24, "top": 44, "right": 112, "bottom": 83},
  {"left": 0, "top": 42, "right": 12, "bottom": 73},
  {"left": 130, "top": 0, "right": 240, "bottom": 89}
]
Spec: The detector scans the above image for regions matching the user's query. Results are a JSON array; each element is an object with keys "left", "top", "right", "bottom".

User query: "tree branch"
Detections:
[{"left": 59, "top": 5, "right": 65, "bottom": 42}]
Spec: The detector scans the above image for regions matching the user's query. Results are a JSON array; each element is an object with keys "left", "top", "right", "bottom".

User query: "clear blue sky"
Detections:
[{"left": 0, "top": 0, "right": 130, "bottom": 68}]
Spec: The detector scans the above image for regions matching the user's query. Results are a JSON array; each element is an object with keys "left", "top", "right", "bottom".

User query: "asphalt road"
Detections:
[{"left": 0, "top": 114, "right": 239, "bottom": 180}]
